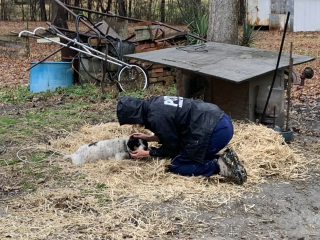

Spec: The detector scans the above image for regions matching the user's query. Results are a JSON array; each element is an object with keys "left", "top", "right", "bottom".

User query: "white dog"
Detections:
[{"left": 63, "top": 136, "right": 148, "bottom": 165}]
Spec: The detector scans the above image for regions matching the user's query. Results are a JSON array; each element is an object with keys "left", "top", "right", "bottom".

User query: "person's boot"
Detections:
[{"left": 217, "top": 148, "right": 247, "bottom": 185}]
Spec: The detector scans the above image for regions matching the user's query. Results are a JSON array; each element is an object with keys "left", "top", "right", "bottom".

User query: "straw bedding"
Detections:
[{"left": 1, "top": 122, "right": 318, "bottom": 239}]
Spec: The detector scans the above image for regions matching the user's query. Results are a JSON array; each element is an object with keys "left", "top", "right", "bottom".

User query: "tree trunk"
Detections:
[
  {"left": 73, "top": 0, "right": 80, "bottom": 16},
  {"left": 40, "top": 0, "right": 47, "bottom": 21},
  {"left": 21, "top": 1, "right": 25, "bottom": 21},
  {"left": 51, "top": 0, "right": 68, "bottom": 29},
  {"left": 30, "top": 0, "right": 36, "bottom": 21},
  {"left": 147, "top": 0, "right": 152, "bottom": 20},
  {"left": 239, "top": 0, "right": 246, "bottom": 25},
  {"left": 0, "top": 0, "right": 5, "bottom": 20},
  {"left": 106, "top": 0, "right": 112, "bottom": 13},
  {"left": 160, "top": 0, "right": 165, "bottom": 22},
  {"left": 97, "top": 0, "right": 104, "bottom": 12},
  {"left": 128, "top": 0, "right": 132, "bottom": 17},
  {"left": 117, "top": 0, "right": 126, "bottom": 16},
  {"left": 207, "top": 0, "right": 239, "bottom": 45},
  {"left": 87, "top": 0, "right": 92, "bottom": 21}
]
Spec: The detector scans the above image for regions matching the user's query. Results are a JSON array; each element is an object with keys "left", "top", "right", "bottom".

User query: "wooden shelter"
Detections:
[{"left": 125, "top": 42, "right": 314, "bottom": 126}]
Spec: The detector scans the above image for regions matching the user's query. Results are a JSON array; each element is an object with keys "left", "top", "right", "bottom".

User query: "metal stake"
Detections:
[{"left": 286, "top": 42, "right": 293, "bottom": 131}]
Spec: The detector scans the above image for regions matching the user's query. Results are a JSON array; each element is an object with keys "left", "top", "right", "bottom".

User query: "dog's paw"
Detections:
[
  {"left": 115, "top": 152, "right": 130, "bottom": 160},
  {"left": 63, "top": 154, "right": 86, "bottom": 165},
  {"left": 63, "top": 154, "right": 71, "bottom": 160}
]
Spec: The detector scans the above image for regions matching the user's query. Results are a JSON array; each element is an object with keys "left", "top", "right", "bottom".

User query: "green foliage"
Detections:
[
  {"left": 50, "top": 167, "right": 62, "bottom": 174},
  {"left": 0, "top": 84, "right": 115, "bottom": 103},
  {"left": 0, "top": 85, "right": 34, "bottom": 103},
  {"left": 186, "top": 13, "right": 209, "bottom": 44},
  {"left": 95, "top": 194, "right": 108, "bottom": 205},
  {"left": 35, "top": 172, "right": 45, "bottom": 179},
  {"left": 177, "top": 0, "right": 208, "bottom": 44},
  {"left": 240, "top": 22, "right": 261, "bottom": 47},
  {"left": 0, "top": 116, "right": 19, "bottom": 125},
  {"left": 96, "top": 183, "right": 106, "bottom": 190},
  {"left": 0, "top": 158, "right": 19, "bottom": 166},
  {"left": 0, "top": 129, "right": 7, "bottom": 134},
  {"left": 22, "top": 182, "right": 36, "bottom": 190},
  {"left": 29, "top": 152, "right": 52, "bottom": 163},
  {"left": 0, "top": 82, "right": 179, "bottom": 104}
]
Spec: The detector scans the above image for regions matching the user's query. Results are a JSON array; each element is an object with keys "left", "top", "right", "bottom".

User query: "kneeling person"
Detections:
[{"left": 117, "top": 96, "right": 247, "bottom": 185}]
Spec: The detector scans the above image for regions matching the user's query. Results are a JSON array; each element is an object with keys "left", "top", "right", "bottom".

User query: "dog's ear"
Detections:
[
  {"left": 127, "top": 136, "right": 138, "bottom": 152},
  {"left": 142, "top": 139, "right": 148, "bottom": 148}
]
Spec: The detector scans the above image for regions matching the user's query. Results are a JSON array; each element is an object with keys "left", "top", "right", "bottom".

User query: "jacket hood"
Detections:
[{"left": 117, "top": 96, "right": 146, "bottom": 125}]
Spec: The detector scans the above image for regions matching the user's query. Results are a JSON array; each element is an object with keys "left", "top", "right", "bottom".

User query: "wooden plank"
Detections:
[
  {"left": 155, "top": 32, "right": 187, "bottom": 42},
  {"left": 0, "top": 35, "right": 25, "bottom": 42},
  {"left": 124, "top": 41, "right": 315, "bottom": 83},
  {"left": 0, "top": 40, "right": 26, "bottom": 49},
  {"left": 211, "top": 77, "right": 250, "bottom": 119},
  {"left": 0, "top": 34, "right": 28, "bottom": 56}
]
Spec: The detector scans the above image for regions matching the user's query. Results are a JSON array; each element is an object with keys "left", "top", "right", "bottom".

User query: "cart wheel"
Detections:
[{"left": 116, "top": 63, "right": 149, "bottom": 92}]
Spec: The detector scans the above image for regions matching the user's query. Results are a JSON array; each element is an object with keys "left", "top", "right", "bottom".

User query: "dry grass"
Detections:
[
  {"left": 1, "top": 22, "right": 320, "bottom": 239},
  {"left": 1, "top": 121, "right": 318, "bottom": 239}
]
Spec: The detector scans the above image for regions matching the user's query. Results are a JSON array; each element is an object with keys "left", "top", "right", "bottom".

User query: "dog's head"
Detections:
[{"left": 127, "top": 136, "right": 148, "bottom": 152}]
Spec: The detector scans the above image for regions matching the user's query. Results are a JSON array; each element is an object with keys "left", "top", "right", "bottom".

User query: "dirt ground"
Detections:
[
  {"left": 1, "top": 97, "right": 319, "bottom": 239},
  {"left": 1, "top": 22, "right": 320, "bottom": 239}
]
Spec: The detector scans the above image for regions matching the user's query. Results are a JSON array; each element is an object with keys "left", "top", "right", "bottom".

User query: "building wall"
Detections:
[
  {"left": 210, "top": 77, "right": 251, "bottom": 120},
  {"left": 247, "top": 0, "right": 271, "bottom": 26},
  {"left": 248, "top": 0, "right": 320, "bottom": 32},
  {"left": 270, "top": 0, "right": 294, "bottom": 30},
  {"left": 176, "top": 70, "right": 286, "bottom": 126},
  {"left": 247, "top": 0, "right": 294, "bottom": 30},
  {"left": 294, "top": 0, "right": 320, "bottom": 32}
]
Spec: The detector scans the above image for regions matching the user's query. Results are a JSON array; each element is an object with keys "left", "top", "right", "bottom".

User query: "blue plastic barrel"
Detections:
[{"left": 30, "top": 61, "right": 74, "bottom": 93}]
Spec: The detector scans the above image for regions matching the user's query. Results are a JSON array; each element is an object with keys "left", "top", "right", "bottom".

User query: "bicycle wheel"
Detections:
[{"left": 117, "top": 63, "right": 149, "bottom": 92}]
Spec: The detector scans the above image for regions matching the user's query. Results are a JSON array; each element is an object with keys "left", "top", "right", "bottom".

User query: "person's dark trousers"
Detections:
[{"left": 168, "top": 113, "right": 234, "bottom": 177}]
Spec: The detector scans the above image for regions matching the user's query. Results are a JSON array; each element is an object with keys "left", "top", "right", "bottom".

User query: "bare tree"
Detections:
[
  {"left": 87, "top": 0, "right": 92, "bottom": 20},
  {"left": 106, "top": 0, "right": 112, "bottom": 13},
  {"left": 160, "top": 0, "right": 165, "bottom": 22},
  {"left": 51, "top": 0, "right": 68, "bottom": 29},
  {"left": 40, "top": 0, "right": 47, "bottom": 21},
  {"left": 30, "top": 0, "right": 36, "bottom": 21},
  {"left": 117, "top": 0, "right": 126, "bottom": 16},
  {"left": 147, "top": 0, "right": 152, "bottom": 20},
  {"left": 207, "top": 0, "right": 239, "bottom": 45},
  {"left": 128, "top": 0, "right": 132, "bottom": 17},
  {"left": 0, "top": 0, "right": 8, "bottom": 20}
]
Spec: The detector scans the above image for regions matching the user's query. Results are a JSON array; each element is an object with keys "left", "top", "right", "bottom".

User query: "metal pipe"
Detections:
[
  {"left": 19, "top": 28, "right": 129, "bottom": 67},
  {"left": 53, "top": 0, "right": 101, "bottom": 40},
  {"left": 27, "top": 22, "right": 85, "bottom": 72},
  {"left": 64, "top": 4, "right": 207, "bottom": 42},
  {"left": 260, "top": 11, "right": 291, "bottom": 124}
]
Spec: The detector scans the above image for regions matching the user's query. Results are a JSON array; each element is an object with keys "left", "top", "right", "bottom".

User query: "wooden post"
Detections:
[
  {"left": 176, "top": 69, "right": 193, "bottom": 98},
  {"left": 24, "top": 21, "right": 30, "bottom": 57},
  {"left": 286, "top": 42, "right": 293, "bottom": 131}
]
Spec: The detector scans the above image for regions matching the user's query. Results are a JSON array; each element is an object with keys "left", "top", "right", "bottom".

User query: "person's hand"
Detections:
[
  {"left": 130, "top": 149, "right": 150, "bottom": 159},
  {"left": 130, "top": 133, "right": 159, "bottom": 142},
  {"left": 130, "top": 133, "right": 149, "bottom": 140}
]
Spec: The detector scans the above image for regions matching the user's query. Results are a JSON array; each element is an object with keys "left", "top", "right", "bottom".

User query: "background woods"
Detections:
[{"left": 0, "top": 0, "right": 212, "bottom": 24}]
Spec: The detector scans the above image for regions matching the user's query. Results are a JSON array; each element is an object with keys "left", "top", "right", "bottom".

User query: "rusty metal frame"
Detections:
[{"left": 62, "top": 2, "right": 207, "bottom": 42}]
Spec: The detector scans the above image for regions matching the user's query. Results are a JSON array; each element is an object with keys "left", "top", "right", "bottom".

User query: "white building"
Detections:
[{"left": 247, "top": 0, "right": 320, "bottom": 32}]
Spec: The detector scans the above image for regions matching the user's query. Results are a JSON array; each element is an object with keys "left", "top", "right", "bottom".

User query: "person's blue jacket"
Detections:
[{"left": 117, "top": 96, "right": 224, "bottom": 163}]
